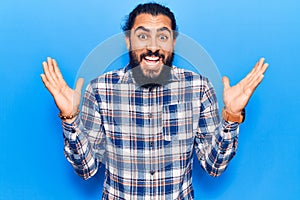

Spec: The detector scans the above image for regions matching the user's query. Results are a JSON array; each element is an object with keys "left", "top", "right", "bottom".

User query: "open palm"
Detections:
[
  {"left": 222, "top": 57, "right": 269, "bottom": 115},
  {"left": 41, "top": 57, "right": 84, "bottom": 120}
]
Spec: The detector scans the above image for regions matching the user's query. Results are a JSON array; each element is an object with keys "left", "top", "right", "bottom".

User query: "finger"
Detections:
[
  {"left": 47, "top": 57, "right": 59, "bottom": 84},
  {"left": 260, "top": 63, "right": 269, "bottom": 75},
  {"left": 47, "top": 57, "right": 54, "bottom": 71},
  {"left": 247, "top": 73, "right": 264, "bottom": 93},
  {"left": 240, "top": 63, "right": 259, "bottom": 85},
  {"left": 254, "top": 57, "right": 266, "bottom": 75},
  {"left": 248, "top": 58, "right": 264, "bottom": 77},
  {"left": 42, "top": 61, "right": 56, "bottom": 86},
  {"left": 40, "top": 73, "right": 55, "bottom": 95},
  {"left": 242, "top": 58, "right": 266, "bottom": 85},
  {"left": 247, "top": 62, "right": 269, "bottom": 85},
  {"left": 252, "top": 57, "right": 265, "bottom": 72},
  {"left": 222, "top": 76, "right": 230, "bottom": 90},
  {"left": 40, "top": 73, "right": 48, "bottom": 87},
  {"left": 75, "top": 78, "right": 84, "bottom": 95},
  {"left": 258, "top": 57, "right": 265, "bottom": 67},
  {"left": 241, "top": 64, "right": 265, "bottom": 95},
  {"left": 52, "top": 58, "right": 64, "bottom": 81},
  {"left": 44, "top": 57, "right": 57, "bottom": 84}
]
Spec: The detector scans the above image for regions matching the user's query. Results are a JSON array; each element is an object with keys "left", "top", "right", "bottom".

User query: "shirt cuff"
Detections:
[
  {"left": 221, "top": 119, "right": 240, "bottom": 138},
  {"left": 62, "top": 116, "right": 80, "bottom": 140}
]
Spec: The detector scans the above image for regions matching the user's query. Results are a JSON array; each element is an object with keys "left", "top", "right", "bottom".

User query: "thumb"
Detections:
[
  {"left": 75, "top": 78, "right": 84, "bottom": 95},
  {"left": 222, "top": 76, "right": 230, "bottom": 90}
]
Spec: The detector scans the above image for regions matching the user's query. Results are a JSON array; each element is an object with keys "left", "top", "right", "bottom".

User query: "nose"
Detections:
[{"left": 147, "top": 37, "right": 159, "bottom": 53}]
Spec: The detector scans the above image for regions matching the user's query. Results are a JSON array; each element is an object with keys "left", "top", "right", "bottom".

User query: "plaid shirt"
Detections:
[{"left": 62, "top": 65, "right": 239, "bottom": 200}]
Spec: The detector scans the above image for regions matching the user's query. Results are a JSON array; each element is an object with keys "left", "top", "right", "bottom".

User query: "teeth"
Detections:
[{"left": 145, "top": 56, "right": 159, "bottom": 61}]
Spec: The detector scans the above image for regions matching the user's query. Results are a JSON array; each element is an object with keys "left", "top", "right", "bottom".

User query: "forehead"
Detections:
[{"left": 132, "top": 13, "right": 172, "bottom": 31}]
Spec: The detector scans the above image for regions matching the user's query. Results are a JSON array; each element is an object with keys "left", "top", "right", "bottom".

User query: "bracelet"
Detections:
[
  {"left": 222, "top": 108, "right": 245, "bottom": 123},
  {"left": 58, "top": 109, "right": 80, "bottom": 120}
]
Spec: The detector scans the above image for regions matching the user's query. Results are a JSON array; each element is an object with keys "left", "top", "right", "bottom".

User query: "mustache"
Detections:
[{"left": 139, "top": 50, "right": 165, "bottom": 61}]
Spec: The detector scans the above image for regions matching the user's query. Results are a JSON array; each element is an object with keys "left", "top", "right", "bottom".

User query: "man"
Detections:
[{"left": 41, "top": 3, "right": 268, "bottom": 199}]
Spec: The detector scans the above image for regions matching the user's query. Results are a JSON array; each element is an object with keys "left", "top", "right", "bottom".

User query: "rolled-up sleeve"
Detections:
[
  {"left": 62, "top": 83, "right": 105, "bottom": 180},
  {"left": 194, "top": 78, "right": 239, "bottom": 177}
]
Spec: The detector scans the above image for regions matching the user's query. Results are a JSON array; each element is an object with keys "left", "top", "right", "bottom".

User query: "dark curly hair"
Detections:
[{"left": 122, "top": 3, "right": 178, "bottom": 38}]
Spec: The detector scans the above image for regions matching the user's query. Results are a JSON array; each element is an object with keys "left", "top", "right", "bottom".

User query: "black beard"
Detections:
[{"left": 129, "top": 50, "right": 174, "bottom": 87}]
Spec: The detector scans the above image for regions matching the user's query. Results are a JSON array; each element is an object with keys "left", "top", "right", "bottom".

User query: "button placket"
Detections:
[
  {"left": 150, "top": 141, "right": 154, "bottom": 147},
  {"left": 150, "top": 170, "right": 155, "bottom": 175},
  {"left": 148, "top": 89, "right": 156, "bottom": 184}
]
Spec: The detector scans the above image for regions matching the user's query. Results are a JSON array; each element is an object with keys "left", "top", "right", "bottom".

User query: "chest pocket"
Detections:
[{"left": 162, "top": 102, "right": 194, "bottom": 141}]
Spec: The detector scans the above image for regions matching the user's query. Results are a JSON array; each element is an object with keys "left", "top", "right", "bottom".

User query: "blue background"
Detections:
[{"left": 1, "top": 0, "right": 299, "bottom": 199}]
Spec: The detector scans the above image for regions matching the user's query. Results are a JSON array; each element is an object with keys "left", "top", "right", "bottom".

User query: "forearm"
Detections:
[
  {"left": 199, "top": 120, "right": 239, "bottom": 177},
  {"left": 195, "top": 77, "right": 241, "bottom": 176},
  {"left": 62, "top": 117, "right": 99, "bottom": 180}
]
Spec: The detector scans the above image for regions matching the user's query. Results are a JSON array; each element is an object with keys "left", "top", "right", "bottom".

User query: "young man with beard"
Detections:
[{"left": 41, "top": 3, "right": 268, "bottom": 199}]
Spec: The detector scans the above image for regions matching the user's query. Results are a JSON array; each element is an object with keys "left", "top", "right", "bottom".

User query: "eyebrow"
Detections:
[
  {"left": 157, "top": 27, "right": 171, "bottom": 34},
  {"left": 134, "top": 26, "right": 150, "bottom": 34},
  {"left": 134, "top": 26, "right": 172, "bottom": 34}
]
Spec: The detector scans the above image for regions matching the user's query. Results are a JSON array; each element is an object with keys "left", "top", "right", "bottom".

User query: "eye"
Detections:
[
  {"left": 158, "top": 34, "right": 168, "bottom": 41},
  {"left": 138, "top": 34, "right": 148, "bottom": 40}
]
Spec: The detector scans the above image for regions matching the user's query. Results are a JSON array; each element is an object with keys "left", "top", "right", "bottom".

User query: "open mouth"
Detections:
[{"left": 143, "top": 56, "right": 160, "bottom": 65}]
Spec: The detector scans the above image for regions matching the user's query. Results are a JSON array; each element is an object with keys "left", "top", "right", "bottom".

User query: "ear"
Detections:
[{"left": 125, "top": 36, "right": 130, "bottom": 50}]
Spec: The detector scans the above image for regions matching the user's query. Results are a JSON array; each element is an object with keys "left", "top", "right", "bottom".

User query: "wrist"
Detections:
[
  {"left": 224, "top": 106, "right": 242, "bottom": 116},
  {"left": 58, "top": 108, "right": 80, "bottom": 121},
  {"left": 222, "top": 108, "right": 245, "bottom": 123}
]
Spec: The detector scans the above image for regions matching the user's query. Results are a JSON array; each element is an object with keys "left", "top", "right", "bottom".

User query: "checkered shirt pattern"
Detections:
[{"left": 62, "top": 65, "right": 239, "bottom": 200}]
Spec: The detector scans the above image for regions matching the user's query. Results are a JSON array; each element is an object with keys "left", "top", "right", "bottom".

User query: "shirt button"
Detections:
[
  {"left": 150, "top": 141, "right": 154, "bottom": 147},
  {"left": 148, "top": 113, "right": 152, "bottom": 118},
  {"left": 150, "top": 170, "right": 155, "bottom": 175}
]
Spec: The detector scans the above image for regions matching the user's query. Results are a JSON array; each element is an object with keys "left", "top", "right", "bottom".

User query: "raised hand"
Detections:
[
  {"left": 41, "top": 57, "right": 84, "bottom": 122},
  {"left": 222, "top": 57, "right": 269, "bottom": 115}
]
